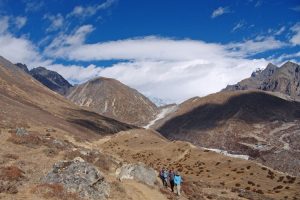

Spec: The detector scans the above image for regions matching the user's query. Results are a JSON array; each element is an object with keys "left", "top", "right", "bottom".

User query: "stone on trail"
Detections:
[{"left": 116, "top": 163, "right": 157, "bottom": 186}]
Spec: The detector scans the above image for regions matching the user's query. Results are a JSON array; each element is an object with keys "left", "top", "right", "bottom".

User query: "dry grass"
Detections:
[
  {"left": 32, "top": 183, "right": 81, "bottom": 200},
  {"left": 7, "top": 132, "right": 42, "bottom": 148},
  {"left": 2, "top": 153, "right": 19, "bottom": 160},
  {"left": 0, "top": 166, "right": 24, "bottom": 181},
  {"left": 0, "top": 166, "right": 26, "bottom": 194}
]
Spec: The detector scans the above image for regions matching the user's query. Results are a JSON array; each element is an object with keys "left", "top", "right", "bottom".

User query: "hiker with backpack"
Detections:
[
  {"left": 163, "top": 168, "right": 169, "bottom": 187},
  {"left": 160, "top": 167, "right": 168, "bottom": 187},
  {"left": 168, "top": 169, "right": 175, "bottom": 192},
  {"left": 174, "top": 171, "right": 182, "bottom": 196}
]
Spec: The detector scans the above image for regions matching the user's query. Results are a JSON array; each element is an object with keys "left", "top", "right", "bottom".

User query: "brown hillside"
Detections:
[
  {"left": 101, "top": 129, "right": 300, "bottom": 200},
  {"left": 67, "top": 77, "right": 158, "bottom": 126},
  {"left": 0, "top": 56, "right": 133, "bottom": 139},
  {"left": 155, "top": 91, "right": 300, "bottom": 176}
]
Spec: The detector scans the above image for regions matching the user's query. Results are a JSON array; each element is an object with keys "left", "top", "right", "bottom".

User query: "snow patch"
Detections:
[
  {"left": 203, "top": 147, "right": 249, "bottom": 160},
  {"left": 144, "top": 105, "right": 177, "bottom": 129},
  {"left": 104, "top": 101, "right": 108, "bottom": 112}
]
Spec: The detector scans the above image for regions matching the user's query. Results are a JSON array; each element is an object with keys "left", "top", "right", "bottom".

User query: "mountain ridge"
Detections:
[
  {"left": 67, "top": 76, "right": 159, "bottom": 126},
  {"left": 223, "top": 61, "right": 300, "bottom": 101}
]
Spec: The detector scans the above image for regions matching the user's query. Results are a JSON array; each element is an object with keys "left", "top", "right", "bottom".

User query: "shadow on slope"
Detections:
[
  {"left": 158, "top": 92, "right": 300, "bottom": 134},
  {"left": 66, "top": 109, "right": 135, "bottom": 135}
]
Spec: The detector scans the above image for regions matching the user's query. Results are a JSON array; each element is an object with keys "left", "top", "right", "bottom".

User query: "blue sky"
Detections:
[{"left": 0, "top": 0, "right": 300, "bottom": 103}]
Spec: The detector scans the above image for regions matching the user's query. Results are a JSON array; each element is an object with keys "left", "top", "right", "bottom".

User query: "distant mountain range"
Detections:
[{"left": 15, "top": 63, "right": 159, "bottom": 126}]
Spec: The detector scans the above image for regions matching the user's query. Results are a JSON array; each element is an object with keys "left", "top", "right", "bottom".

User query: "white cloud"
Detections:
[
  {"left": 68, "top": 0, "right": 117, "bottom": 18},
  {"left": 274, "top": 26, "right": 285, "bottom": 35},
  {"left": 0, "top": 16, "right": 50, "bottom": 68},
  {"left": 226, "top": 36, "right": 286, "bottom": 56},
  {"left": 232, "top": 21, "right": 246, "bottom": 32},
  {"left": 14, "top": 16, "right": 27, "bottom": 29},
  {"left": 211, "top": 7, "right": 230, "bottom": 18},
  {"left": 0, "top": 15, "right": 27, "bottom": 33},
  {"left": 24, "top": 0, "right": 44, "bottom": 12},
  {"left": 0, "top": 33, "right": 50, "bottom": 67},
  {"left": 45, "top": 25, "right": 94, "bottom": 56},
  {"left": 44, "top": 26, "right": 286, "bottom": 62},
  {"left": 254, "top": 0, "right": 262, "bottom": 7},
  {"left": 290, "top": 23, "right": 300, "bottom": 45},
  {"left": 0, "top": 16, "right": 9, "bottom": 34},
  {"left": 44, "top": 14, "right": 64, "bottom": 32},
  {"left": 47, "top": 35, "right": 230, "bottom": 62},
  {"left": 269, "top": 51, "right": 300, "bottom": 64},
  {"left": 48, "top": 64, "right": 103, "bottom": 84}
]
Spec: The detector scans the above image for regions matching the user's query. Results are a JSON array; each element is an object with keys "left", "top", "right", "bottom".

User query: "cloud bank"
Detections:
[{"left": 42, "top": 27, "right": 278, "bottom": 102}]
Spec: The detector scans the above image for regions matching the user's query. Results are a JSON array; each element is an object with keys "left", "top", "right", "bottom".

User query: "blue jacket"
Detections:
[{"left": 174, "top": 175, "right": 182, "bottom": 185}]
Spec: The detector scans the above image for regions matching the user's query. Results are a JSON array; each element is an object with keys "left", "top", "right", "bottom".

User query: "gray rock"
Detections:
[
  {"left": 42, "top": 158, "right": 110, "bottom": 200},
  {"left": 52, "top": 139, "right": 65, "bottom": 148},
  {"left": 46, "top": 128, "right": 56, "bottom": 133},
  {"left": 116, "top": 163, "right": 157, "bottom": 186},
  {"left": 16, "top": 128, "right": 28, "bottom": 136}
]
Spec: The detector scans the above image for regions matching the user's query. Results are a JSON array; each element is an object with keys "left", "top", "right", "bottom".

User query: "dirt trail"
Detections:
[
  {"left": 174, "top": 149, "right": 190, "bottom": 162},
  {"left": 122, "top": 180, "right": 168, "bottom": 200}
]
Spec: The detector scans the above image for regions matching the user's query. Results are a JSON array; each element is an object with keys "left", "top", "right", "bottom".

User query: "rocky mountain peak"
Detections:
[
  {"left": 223, "top": 61, "right": 300, "bottom": 100},
  {"left": 29, "top": 67, "right": 73, "bottom": 95}
]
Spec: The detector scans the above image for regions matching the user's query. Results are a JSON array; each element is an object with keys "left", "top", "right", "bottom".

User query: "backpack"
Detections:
[
  {"left": 160, "top": 170, "right": 164, "bottom": 178},
  {"left": 169, "top": 172, "right": 175, "bottom": 180}
]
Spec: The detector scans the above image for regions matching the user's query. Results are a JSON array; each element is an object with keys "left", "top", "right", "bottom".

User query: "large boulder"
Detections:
[
  {"left": 42, "top": 158, "right": 110, "bottom": 200},
  {"left": 116, "top": 163, "right": 157, "bottom": 186}
]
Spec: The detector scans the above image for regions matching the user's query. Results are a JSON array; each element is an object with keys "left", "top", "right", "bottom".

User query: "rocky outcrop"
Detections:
[
  {"left": 67, "top": 77, "right": 158, "bottom": 126},
  {"left": 116, "top": 163, "right": 157, "bottom": 186},
  {"left": 224, "top": 63, "right": 278, "bottom": 91},
  {"left": 42, "top": 158, "right": 110, "bottom": 200},
  {"left": 223, "top": 62, "right": 300, "bottom": 100},
  {"left": 29, "top": 67, "right": 73, "bottom": 95},
  {"left": 15, "top": 63, "right": 29, "bottom": 73}
]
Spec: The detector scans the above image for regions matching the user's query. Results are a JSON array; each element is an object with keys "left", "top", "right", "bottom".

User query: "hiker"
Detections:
[
  {"left": 160, "top": 167, "right": 167, "bottom": 186},
  {"left": 163, "top": 168, "right": 169, "bottom": 187},
  {"left": 174, "top": 171, "right": 182, "bottom": 196},
  {"left": 169, "top": 169, "right": 175, "bottom": 192}
]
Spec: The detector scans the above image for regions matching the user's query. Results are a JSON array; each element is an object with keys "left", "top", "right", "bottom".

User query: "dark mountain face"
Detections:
[
  {"left": 15, "top": 63, "right": 29, "bottom": 73},
  {"left": 223, "top": 62, "right": 300, "bottom": 100},
  {"left": 29, "top": 67, "right": 73, "bottom": 95},
  {"left": 155, "top": 91, "right": 300, "bottom": 176}
]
